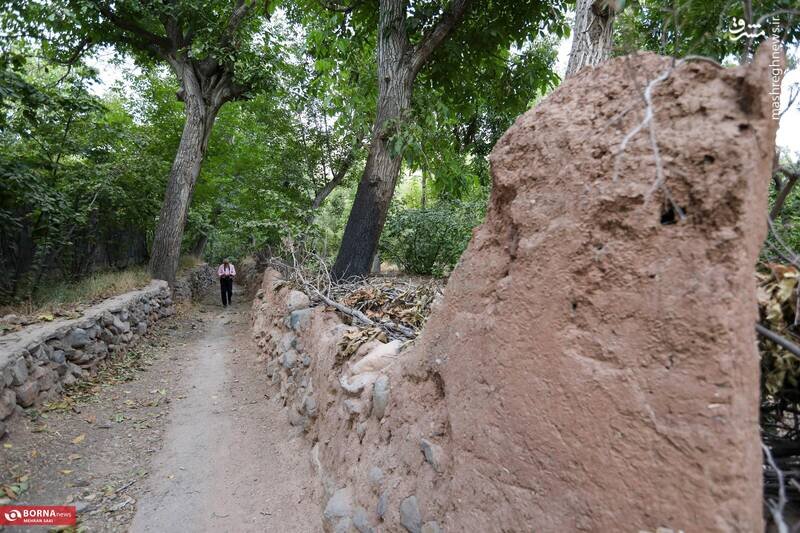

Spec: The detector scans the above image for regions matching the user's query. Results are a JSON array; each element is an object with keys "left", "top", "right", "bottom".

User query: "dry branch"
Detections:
[{"left": 272, "top": 240, "right": 423, "bottom": 340}]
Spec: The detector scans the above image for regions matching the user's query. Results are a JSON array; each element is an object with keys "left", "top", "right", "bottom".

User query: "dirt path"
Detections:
[
  {"left": 1, "top": 292, "right": 321, "bottom": 532},
  {"left": 130, "top": 298, "right": 320, "bottom": 532}
]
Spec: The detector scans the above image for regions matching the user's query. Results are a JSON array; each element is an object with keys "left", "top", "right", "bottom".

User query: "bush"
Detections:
[{"left": 380, "top": 200, "right": 486, "bottom": 276}]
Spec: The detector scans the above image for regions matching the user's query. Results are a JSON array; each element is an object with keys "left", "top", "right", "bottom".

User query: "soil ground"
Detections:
[{"left": 0, "top": 288, "right": 321, "bottom": 532}]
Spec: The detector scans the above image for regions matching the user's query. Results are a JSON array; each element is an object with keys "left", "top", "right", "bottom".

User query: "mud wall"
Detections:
[
  {"left": 252, "top": 271, "right": 451, "bottom": 533},
  {"left": 0, "top": 281, "right": 174, "bottom": 437},
  {"left": 252, "top": 43, "right": 778, "bottom": 532}
]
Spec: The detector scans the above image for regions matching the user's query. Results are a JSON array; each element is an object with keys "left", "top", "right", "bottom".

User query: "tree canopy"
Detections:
[{"left": 0, "top": 0, "right": 798, "bottom": 296}]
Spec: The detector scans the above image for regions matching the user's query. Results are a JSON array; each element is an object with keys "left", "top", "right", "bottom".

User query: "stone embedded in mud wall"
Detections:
[
  {"left": 0, "top": 280, "right": 174, "bottom": 436},
  {"left": 251, "top": 43, "right": 779, "bottom": 532},
  {"left": 252, "top": 269, "right": 452, "bottom": 532}
]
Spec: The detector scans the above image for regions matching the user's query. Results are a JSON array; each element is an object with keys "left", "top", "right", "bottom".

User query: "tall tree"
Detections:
[
  {"left": 565, "top": 0, "right": 625, "bottom": 77},
  {"left": 10, "top": 0, "right": 275, "bottom": 284},
  {"left": 311, "top": 0, "right": 568, "bottom": 278},
  {"left": 328, "top": 0, "right": 472, "bottom": 278}
]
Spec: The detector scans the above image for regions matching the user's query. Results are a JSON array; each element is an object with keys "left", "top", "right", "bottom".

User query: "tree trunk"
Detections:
[
  {"left": 771, "top": 169, "right": 799, "bottom": 221},
  {"left": 190, "top": 233, "right": 209, "bottom": 257},
  {"left": 149, "top": 67, "right": 219, "bottom": 285},
  {"left": 421, "top": 169, "right": 427, "bottom": 209},
  {"left": 565, "top": 0, "right": 618, "bottom": 78},
  {"left": 331, "top": 79, "right": 413, "bottom": 278},
  {"left": 331, "top": 0, "right": 414, "bottom": 279},
  {"left": 331, "top": 0, "right": 470, "bottom": 279}
]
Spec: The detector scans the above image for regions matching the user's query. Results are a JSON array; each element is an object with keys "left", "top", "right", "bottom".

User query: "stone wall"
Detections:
[
  {"left": 173, "top": 264, "right": 215, "bottom": 301},
  {"left": 0, "top": 280, "right": 174, "bottom": 437},
  {"left": 252, "top": 43, "right": 779, "bottom": 532}
]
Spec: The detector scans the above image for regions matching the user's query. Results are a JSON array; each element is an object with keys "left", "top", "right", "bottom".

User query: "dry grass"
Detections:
[{"left": 0, "top": 267, "right": 152, "bottom": 322}]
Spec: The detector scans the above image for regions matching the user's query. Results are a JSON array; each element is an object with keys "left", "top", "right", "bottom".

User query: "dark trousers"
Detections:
[{"left": 220, "top": 277, "right": 233, "bottom": 306}]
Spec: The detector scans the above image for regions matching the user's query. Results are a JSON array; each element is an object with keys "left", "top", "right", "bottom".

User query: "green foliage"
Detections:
[
  {"left": 380, "top": 199, "right": 487, "bottom": 276},
  {"left": 293, "top": 1, "right": 567, "bottom": 203},
  {"left": 765, "top": 161, "right": 800, "bottom": 258},
  {"left": 389, "top": 35, "right": 559, "bottom": 199},
  {"left": 615, "top": 0, "right": 800, "bottom": 61},
  {"left": 0, "top": 47, "right": 167, "bottom": 298}
]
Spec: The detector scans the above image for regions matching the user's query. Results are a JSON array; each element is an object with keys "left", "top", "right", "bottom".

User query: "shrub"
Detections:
[{"left": 380, "top": 200, "right": 486, "bottom": 276}]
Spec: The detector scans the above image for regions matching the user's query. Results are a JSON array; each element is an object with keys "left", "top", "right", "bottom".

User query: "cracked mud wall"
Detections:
[{"left": 253, "top": 42, "right": 779, "bottom": 532}]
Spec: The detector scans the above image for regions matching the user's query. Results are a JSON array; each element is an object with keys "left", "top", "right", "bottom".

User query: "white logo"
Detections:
[
  {"left": 728, "top": 18, "right": 766, "bottom": 41},
  {"left": 4, "top": 509, "right": 22, "bottom": 521}
]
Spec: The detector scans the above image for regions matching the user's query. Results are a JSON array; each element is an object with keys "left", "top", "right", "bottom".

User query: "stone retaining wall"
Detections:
[
  {"left": 0, "top": 280, "right": 174, "bottom": 436},
  {"left": 173, "top": 264, "right": 215, "bottom": 301}
]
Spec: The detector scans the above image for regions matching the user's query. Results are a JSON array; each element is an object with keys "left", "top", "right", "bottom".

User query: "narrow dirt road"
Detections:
[
  {"left": 1, "top": 290, "right": 321, "bottom": 532},
  {"left": 130, "top": 296, "right": 321, "bottom": 532}
]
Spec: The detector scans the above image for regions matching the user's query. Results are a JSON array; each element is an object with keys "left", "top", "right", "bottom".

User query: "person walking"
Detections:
[{"left": 218, "top": 258, "right": 236, "bottom": 307}]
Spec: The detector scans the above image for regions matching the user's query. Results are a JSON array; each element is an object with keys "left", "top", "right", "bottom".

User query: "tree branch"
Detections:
[
  {"left": 410, "top": 0, "right": 472, "bottom": 76},
  {"left": 93, "top": 1, "right": 172, "bottom": 55},
  {"left": 312, "top": 138, "right": 364, "bottom": 209},
  {"left": 771, "top": 166, "right": 800, "bottom": 221},
  {"left": 316, "top": 0, "right": 364, "bottom": 13},
  {"left": 779, "top": 83, "right": 799, "bottom": 119},
  {"left": 220, "top": 0, "right": 261, "bottom": 49},
  {"left": 758, "top": 323, "right": 800, "bottom": 358}
]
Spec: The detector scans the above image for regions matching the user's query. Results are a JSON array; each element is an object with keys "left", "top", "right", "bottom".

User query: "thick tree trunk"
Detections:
[
  {"left": 565, "top": 0, "right": 618, "bottom": 78},
  {"left": 332, "top": 0, "right": 413, "bottom": 279},
  {"left": 331, "top": 0, "right": 470, "bottom": 279},
  {"left": 331, "top": 78, "right": 413, "bottom": 278},
  {"left": 149, "top": 68, "right": 219, "bottom": 285},
  {"left": 771, "top": 169, "right": 799, "bottom": 221}
]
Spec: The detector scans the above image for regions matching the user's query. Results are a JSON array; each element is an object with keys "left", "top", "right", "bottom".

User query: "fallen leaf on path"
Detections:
[
  {"left": 45, "top": 398, "right": 75, "bottom": 411},
  {"left": 68, "top": 454, "right": 81, "bottom": 461},
  {"left": 60, "top": 470, "right": 73, "bottom": 475},
  {"left": 71, "top": 434, "right": 86, "bottom": 445}
]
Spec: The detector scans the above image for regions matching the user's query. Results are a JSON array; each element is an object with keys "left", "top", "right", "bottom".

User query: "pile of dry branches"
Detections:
[{"left": 268, "top": 241, "right": 443, "bottom": 341}]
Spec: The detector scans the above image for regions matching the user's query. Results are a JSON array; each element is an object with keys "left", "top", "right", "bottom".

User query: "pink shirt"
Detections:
[{"left": 218, "top": 263, "right": 236, "bottom": 277}]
